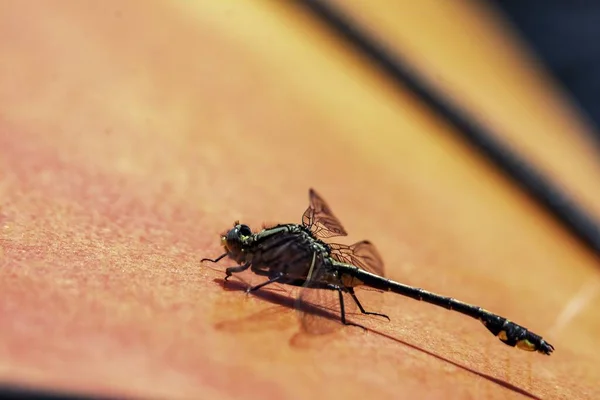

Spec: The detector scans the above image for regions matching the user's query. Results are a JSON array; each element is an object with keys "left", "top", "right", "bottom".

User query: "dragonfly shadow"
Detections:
[
  {"left": 213, "top": 278, "right": 345, "bottom": 328},
  {"left": 368, "top": 328, "right": 542, "bottom": 400},
  {"left": 214, "top": 278, "right": 542, "bottom": 400}
]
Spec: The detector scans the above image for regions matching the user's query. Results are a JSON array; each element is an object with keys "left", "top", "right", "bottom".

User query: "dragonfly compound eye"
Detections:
[
  {"left": 238, "top": 224, "right": 252, "bottom": 237},
  {"left": 226, "top": 228, "right": 241, "bottom": 245}
]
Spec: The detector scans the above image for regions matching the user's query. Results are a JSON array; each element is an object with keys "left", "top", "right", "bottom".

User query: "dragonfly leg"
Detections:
[
  {"left": 201, "top": 252, "right": 228, "bottom": 264},
  {"left": 224, "top": 261, "right": 251, "bottom": 282},
  {"left": 336, "top": 286, "right": 367, "bottom": 331},
  {"left": 348, "top": 288, "right": 390, "bottom": 321},
  {"left": 246, "top": 272, "right": 285, "bottom": 293}
]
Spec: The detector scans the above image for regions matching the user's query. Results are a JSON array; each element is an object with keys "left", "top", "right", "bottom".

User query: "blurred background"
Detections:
[{"left": 494, "top": 0, "right": 600, "bottom": 148}]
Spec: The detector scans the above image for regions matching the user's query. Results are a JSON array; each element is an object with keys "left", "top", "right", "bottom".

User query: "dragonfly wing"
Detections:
[
  {"left": 294, "top": 255, "right": 357, "bottom": 335},
  {"left": 330, "top": 240, "right": 385, "bottom": 277},
  {"left": 302, "top": 188, "right": 347, "bottom": 238},
  {"left": 296, "top": 283, "right": 344, "bottom": 335}
]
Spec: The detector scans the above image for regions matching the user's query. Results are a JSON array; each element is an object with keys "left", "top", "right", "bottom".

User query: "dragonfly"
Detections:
[{"left": 201, "top": 188, "right": 555, "bottom": 355}]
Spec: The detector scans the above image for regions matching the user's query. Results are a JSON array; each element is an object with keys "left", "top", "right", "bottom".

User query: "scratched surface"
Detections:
[{"left": 0, "top": 1, "right": 599, "bottom": 399}]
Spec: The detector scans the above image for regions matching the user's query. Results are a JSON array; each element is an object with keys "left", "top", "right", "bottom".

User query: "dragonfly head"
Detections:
[{"left": 221, "top": 221, "right": 254, "bottom": 262}]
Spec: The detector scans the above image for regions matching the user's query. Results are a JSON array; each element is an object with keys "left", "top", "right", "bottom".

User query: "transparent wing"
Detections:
[
  {"left": 295, "top": 273, "right": 381, "bottom": 334},
  {"left": 329, "top": 240, "right": 385, "bottom": 277},
  {"left": 301, "top": 188, "right": 347, "bottom": 239},
  {"left": 296, "top": 284, "right": 346, "bottom": 335},
  {"left": 294, "top": 255, "right": 357, "bottom": 335}
]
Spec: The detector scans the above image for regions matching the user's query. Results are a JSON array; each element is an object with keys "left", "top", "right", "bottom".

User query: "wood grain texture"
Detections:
[{"left": 0, "top": 1, "right": 598, "bottom": 399}]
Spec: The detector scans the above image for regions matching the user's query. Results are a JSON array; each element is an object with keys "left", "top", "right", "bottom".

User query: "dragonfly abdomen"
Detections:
[
  {"left": 347, "top": 268, "right": 554, "bottom": 355},
  {"left": 479, "top": 313, "right": 554, "bottom": 355},
  {"left": 421, "top": 292, "right": 555, "bottom": 355}
]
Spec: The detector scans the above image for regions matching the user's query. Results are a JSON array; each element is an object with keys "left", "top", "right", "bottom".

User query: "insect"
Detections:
[{"left": 202, "top": 188, "right": 554, "bottom": 355}]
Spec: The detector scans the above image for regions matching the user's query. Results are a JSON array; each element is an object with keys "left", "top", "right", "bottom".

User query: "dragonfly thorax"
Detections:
[{"left": 247, "top": 224, "right": 332, "bottom": 281}]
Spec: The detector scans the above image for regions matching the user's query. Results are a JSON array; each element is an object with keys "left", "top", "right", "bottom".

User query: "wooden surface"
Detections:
[{"left": 1, "top": 1, "right": 599, "bottom": 399}]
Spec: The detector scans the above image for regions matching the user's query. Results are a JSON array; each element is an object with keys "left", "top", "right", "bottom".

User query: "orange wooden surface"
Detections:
[{"left": 1, "top": 1, "right": 599, "bottom": 399}]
